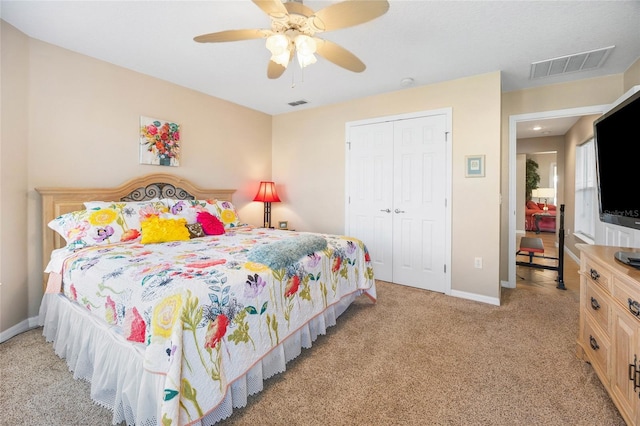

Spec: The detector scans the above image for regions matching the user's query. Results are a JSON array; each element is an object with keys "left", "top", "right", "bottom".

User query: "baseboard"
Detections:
[
  {"left": 565, "top": 246, "right": 580, "bottom": 264},
  {"left": 450, "top": 289, "right": 500, "bottom": 306},
  {"left": 501, "top": 279, "right": 515, "bottom": 289},
  {"left": 0, "top": 315, "right": 40, "bottom": 343}
]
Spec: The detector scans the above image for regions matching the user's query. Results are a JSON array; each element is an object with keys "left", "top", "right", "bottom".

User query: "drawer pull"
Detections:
[
  {"left": 589, "top": 335, "right": 599, "bottom": 351},
  {"left": 590, "top": 297, "right": 601, "bottom": 310},
  {"left": 590, "top": 268, "right": 600, "bottom": 281},
  {"left": 630, "top": 355, "right": 640, "bottom": 396},
  {"left": 628, "top": 298, "right": 640, "bottom": 317}
]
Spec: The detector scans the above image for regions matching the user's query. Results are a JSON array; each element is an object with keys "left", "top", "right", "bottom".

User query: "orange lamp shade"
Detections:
[{"left": 253, "top": 181, "right": 281, "bottom": 203}]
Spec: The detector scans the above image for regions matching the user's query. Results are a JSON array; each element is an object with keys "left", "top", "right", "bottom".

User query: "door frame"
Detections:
[
  {"left": 506, "top": 105, "right": 609, "bottom": 288},
  {"left": 345, "top": 108, "right": 452, "bottom": 295}
]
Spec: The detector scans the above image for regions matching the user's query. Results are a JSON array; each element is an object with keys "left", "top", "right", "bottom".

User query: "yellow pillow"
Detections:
[{"left": 140, "top": 216, "right": 190, "bottom": 244}]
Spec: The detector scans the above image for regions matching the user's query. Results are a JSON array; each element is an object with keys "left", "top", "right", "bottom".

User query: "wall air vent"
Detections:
[
  {"left": 288, "top": 99, "right": 309, "bottom": 107},
  {"left": 530, "top": 46, "right": 615, "bottom": 79}
]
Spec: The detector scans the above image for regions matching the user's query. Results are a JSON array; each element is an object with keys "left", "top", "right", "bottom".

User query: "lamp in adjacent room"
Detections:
[
  {"left": 531, "top": 187, "right": 555, "bottom": 211},
  {"left": 253, "top": 181, "right": 281, "bottom": 228}
]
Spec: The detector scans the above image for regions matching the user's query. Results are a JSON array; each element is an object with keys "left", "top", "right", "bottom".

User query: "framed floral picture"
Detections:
[{"left": 139, "top": 116, "right": 181, "bottom": 166}]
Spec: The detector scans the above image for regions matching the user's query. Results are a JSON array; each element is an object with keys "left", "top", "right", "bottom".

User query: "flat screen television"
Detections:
[{"left": 593, "top": 86, "right": 640, "bottom": 231}]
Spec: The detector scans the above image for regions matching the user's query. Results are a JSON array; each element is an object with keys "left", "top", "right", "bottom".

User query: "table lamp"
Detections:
[
  {"left": 532, "top": 187, "right": 555, "bottom": 211},
  {"left": 253, "top": 181, "right": 281, "bottom": 228}
]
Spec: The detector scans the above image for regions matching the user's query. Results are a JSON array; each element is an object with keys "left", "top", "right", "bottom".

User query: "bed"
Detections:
[{"left": 36, "top": 173, "right": 376, "bottom": 425}]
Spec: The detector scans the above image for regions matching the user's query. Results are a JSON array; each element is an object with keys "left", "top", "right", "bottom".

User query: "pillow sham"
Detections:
[
  {"left": 140, "top": 216, "right": 190, "bottom": 244},
  {"left": 162, "top": 198, "right": 241, "bottom": 229},
  {"left": 84, "top": 200, "right": 168, "bottom": 236},
  {"left": 212, "top": 200, "right": 241, "bottom": 228},
  {"left": 48, "top": 208, "right": 139, "bottom": 249},
  {"left": 161, "top": 199, "right": 203, "bottom": 223}
]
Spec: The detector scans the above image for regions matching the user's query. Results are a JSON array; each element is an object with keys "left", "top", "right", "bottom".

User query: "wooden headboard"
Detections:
[{"left": 36, "top": 173, "right": 235, "bottom": 289}]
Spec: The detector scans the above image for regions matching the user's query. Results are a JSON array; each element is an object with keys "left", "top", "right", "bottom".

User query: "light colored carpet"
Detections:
[{"left": 0, "top": 277, "right": 625, "bottom": 425}]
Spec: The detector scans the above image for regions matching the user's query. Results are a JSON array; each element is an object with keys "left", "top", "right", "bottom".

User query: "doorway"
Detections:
[{"left": 506, "top": 105, "right": 609, "bottom": 288}]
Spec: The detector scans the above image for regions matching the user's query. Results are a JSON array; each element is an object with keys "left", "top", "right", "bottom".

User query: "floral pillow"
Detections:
[
  {"left": 48, "top": 208, "right": 140, "bottom": 249},
  {"left": 84, "top": 200, "right": 169, "bottom": 238},
  {"left": 161, "top": 199, "right": 206, "bottom": 224},
  {"left": 162, "top": 198, "right": 241, "bottom": 229},
  {"left": 211, "top": 200, "right": 241, "bottom": 229}
]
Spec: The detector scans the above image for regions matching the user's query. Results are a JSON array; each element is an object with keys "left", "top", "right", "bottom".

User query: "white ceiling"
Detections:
[
  {"left": 1, "top": 0, "right": 639, "bottom": 119},
  {"left": 516, "top": 116, "right": 581, "bottom": 139}
]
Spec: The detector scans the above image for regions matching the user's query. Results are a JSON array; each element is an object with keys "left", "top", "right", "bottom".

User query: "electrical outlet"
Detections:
[{"left": 474, "top": 257, "right": 483, "bottom": 269}]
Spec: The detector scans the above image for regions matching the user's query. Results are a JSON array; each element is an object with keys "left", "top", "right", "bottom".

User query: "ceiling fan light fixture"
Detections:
[
  {"left": 294, "top": 34, "right": 317, "bottom": 68},
  {"left": 266, "top": 34, "right": 291, "bottom": 67},
  {"left": 194, "top": 0, "right": 390, "bottom": 79}
]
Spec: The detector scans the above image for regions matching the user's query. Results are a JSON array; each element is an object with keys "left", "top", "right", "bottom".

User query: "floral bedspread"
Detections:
[{"left": 51, "top": 226, "right": 375, "bottom": 425}]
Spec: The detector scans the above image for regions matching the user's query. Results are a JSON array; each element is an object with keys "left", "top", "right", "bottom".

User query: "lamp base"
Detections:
[{"left": 263, "top": 201, "right": 272, "bottom": 229}]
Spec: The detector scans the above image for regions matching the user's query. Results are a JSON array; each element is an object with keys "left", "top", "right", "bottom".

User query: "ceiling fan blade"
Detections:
[
  {"left": 252, "top": 0, "right": 288, "bottom": 19},
  {"left": 315, "top": 39, "right": 366, "bottom": 73},
  {"left": 311, "top": 0, "right": 389, "bottom": 32},
  {"left": 283, "top": 1, "right": 314, "bottom": 18},
  {"left": 194, "top": 29, "right": 268, "bottom": 43},
  {"left": 267, "top": 60, "right": 287, "bottom": 79}
]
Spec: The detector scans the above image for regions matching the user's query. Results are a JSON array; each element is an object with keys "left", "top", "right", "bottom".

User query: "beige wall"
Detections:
[
  {"left": 527, "top": 152, "right": 556, "bottom": 189},
  {"left": 273, "top": 72, "right": 503, "bottom": 301},
  {"left": 624, "top": 57, "right": 640, "bottom": 92},
  {"left": 1, "top": 22, "right": 273, "bottom": 338},
  {"left": 1, "top": 22, "right": 30, "bottom": 337}
]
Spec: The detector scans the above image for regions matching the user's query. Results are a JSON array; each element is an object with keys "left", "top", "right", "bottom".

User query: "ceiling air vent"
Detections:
[
  {"left": 530, "top": 46, "right": 615, "bottom": 79},
  {"left": 288, "top": 99, "right": 309, "bottom": 107}
]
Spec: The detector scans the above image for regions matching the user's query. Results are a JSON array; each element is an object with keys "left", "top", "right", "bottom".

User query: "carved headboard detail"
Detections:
[
  {"left": 36, "top": 173, "right": 235, "bottom": 289},
  {"left": 121, "top": 182, "right": 196, "bottom": 201}
]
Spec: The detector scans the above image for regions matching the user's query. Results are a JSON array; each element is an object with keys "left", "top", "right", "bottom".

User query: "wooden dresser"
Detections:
[{"left": 577, "top": 244, "right": 640, "bottom": 425}]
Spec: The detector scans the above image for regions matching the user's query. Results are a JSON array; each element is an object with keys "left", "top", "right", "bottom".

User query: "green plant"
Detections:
[{"left": 525, "top": 158, "right": 540, "bottom": 201}]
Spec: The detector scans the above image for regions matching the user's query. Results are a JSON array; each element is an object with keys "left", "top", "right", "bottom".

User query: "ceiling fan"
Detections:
[{"left": 194, "top": 0, "right": 390, "bottom": 79}]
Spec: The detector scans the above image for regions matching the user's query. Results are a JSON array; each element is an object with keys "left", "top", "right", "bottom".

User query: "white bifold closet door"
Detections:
[{"left": 348, "top": 114, "right": 448, "bottom": 293}]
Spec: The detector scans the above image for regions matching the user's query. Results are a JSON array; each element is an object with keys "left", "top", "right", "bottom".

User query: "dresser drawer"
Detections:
[
  {"left": 582, "top": 316, "right": 610, "bottom": 380},
  {"left": 612, "top": 275, "right": 640, "bottom": 322},
  {"left": 584, "top": 279, "right": 611, "bottom": 336},
  {"left": 583, "top": 256, "right": 612, "bottom": 292}
]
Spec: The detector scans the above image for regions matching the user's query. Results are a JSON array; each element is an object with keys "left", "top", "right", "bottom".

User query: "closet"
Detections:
[{"left": 346, "top": 110, "right": 451, "bottom": 293}]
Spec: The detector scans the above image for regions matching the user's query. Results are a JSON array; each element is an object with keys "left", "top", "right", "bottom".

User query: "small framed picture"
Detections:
[
  {"left": 465, "top": 155, "right": 485, "bottom": 178},
  {"left": 278, "top": 221, "right": 288, "bottom": 230}
]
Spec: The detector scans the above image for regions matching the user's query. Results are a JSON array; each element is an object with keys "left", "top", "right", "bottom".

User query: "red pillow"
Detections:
[
  {"left": 526, "top": 200, "right": 539, "bottom": 210},
  {"left": 197, "top": 211, "right": 225, "bottom": 235}
]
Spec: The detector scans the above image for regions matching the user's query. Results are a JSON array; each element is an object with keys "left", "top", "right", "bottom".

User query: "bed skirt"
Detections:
[{"left": 39, "top": 289, "right": 367, "bottom": 425}]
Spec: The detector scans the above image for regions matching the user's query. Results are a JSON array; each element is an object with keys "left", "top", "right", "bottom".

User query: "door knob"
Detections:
[
  {"left": 394, "top": 209, "right": 405, "bottom": 214},
  {"left": 380, "top": 209, "right": 391, "bottom": 213}
]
